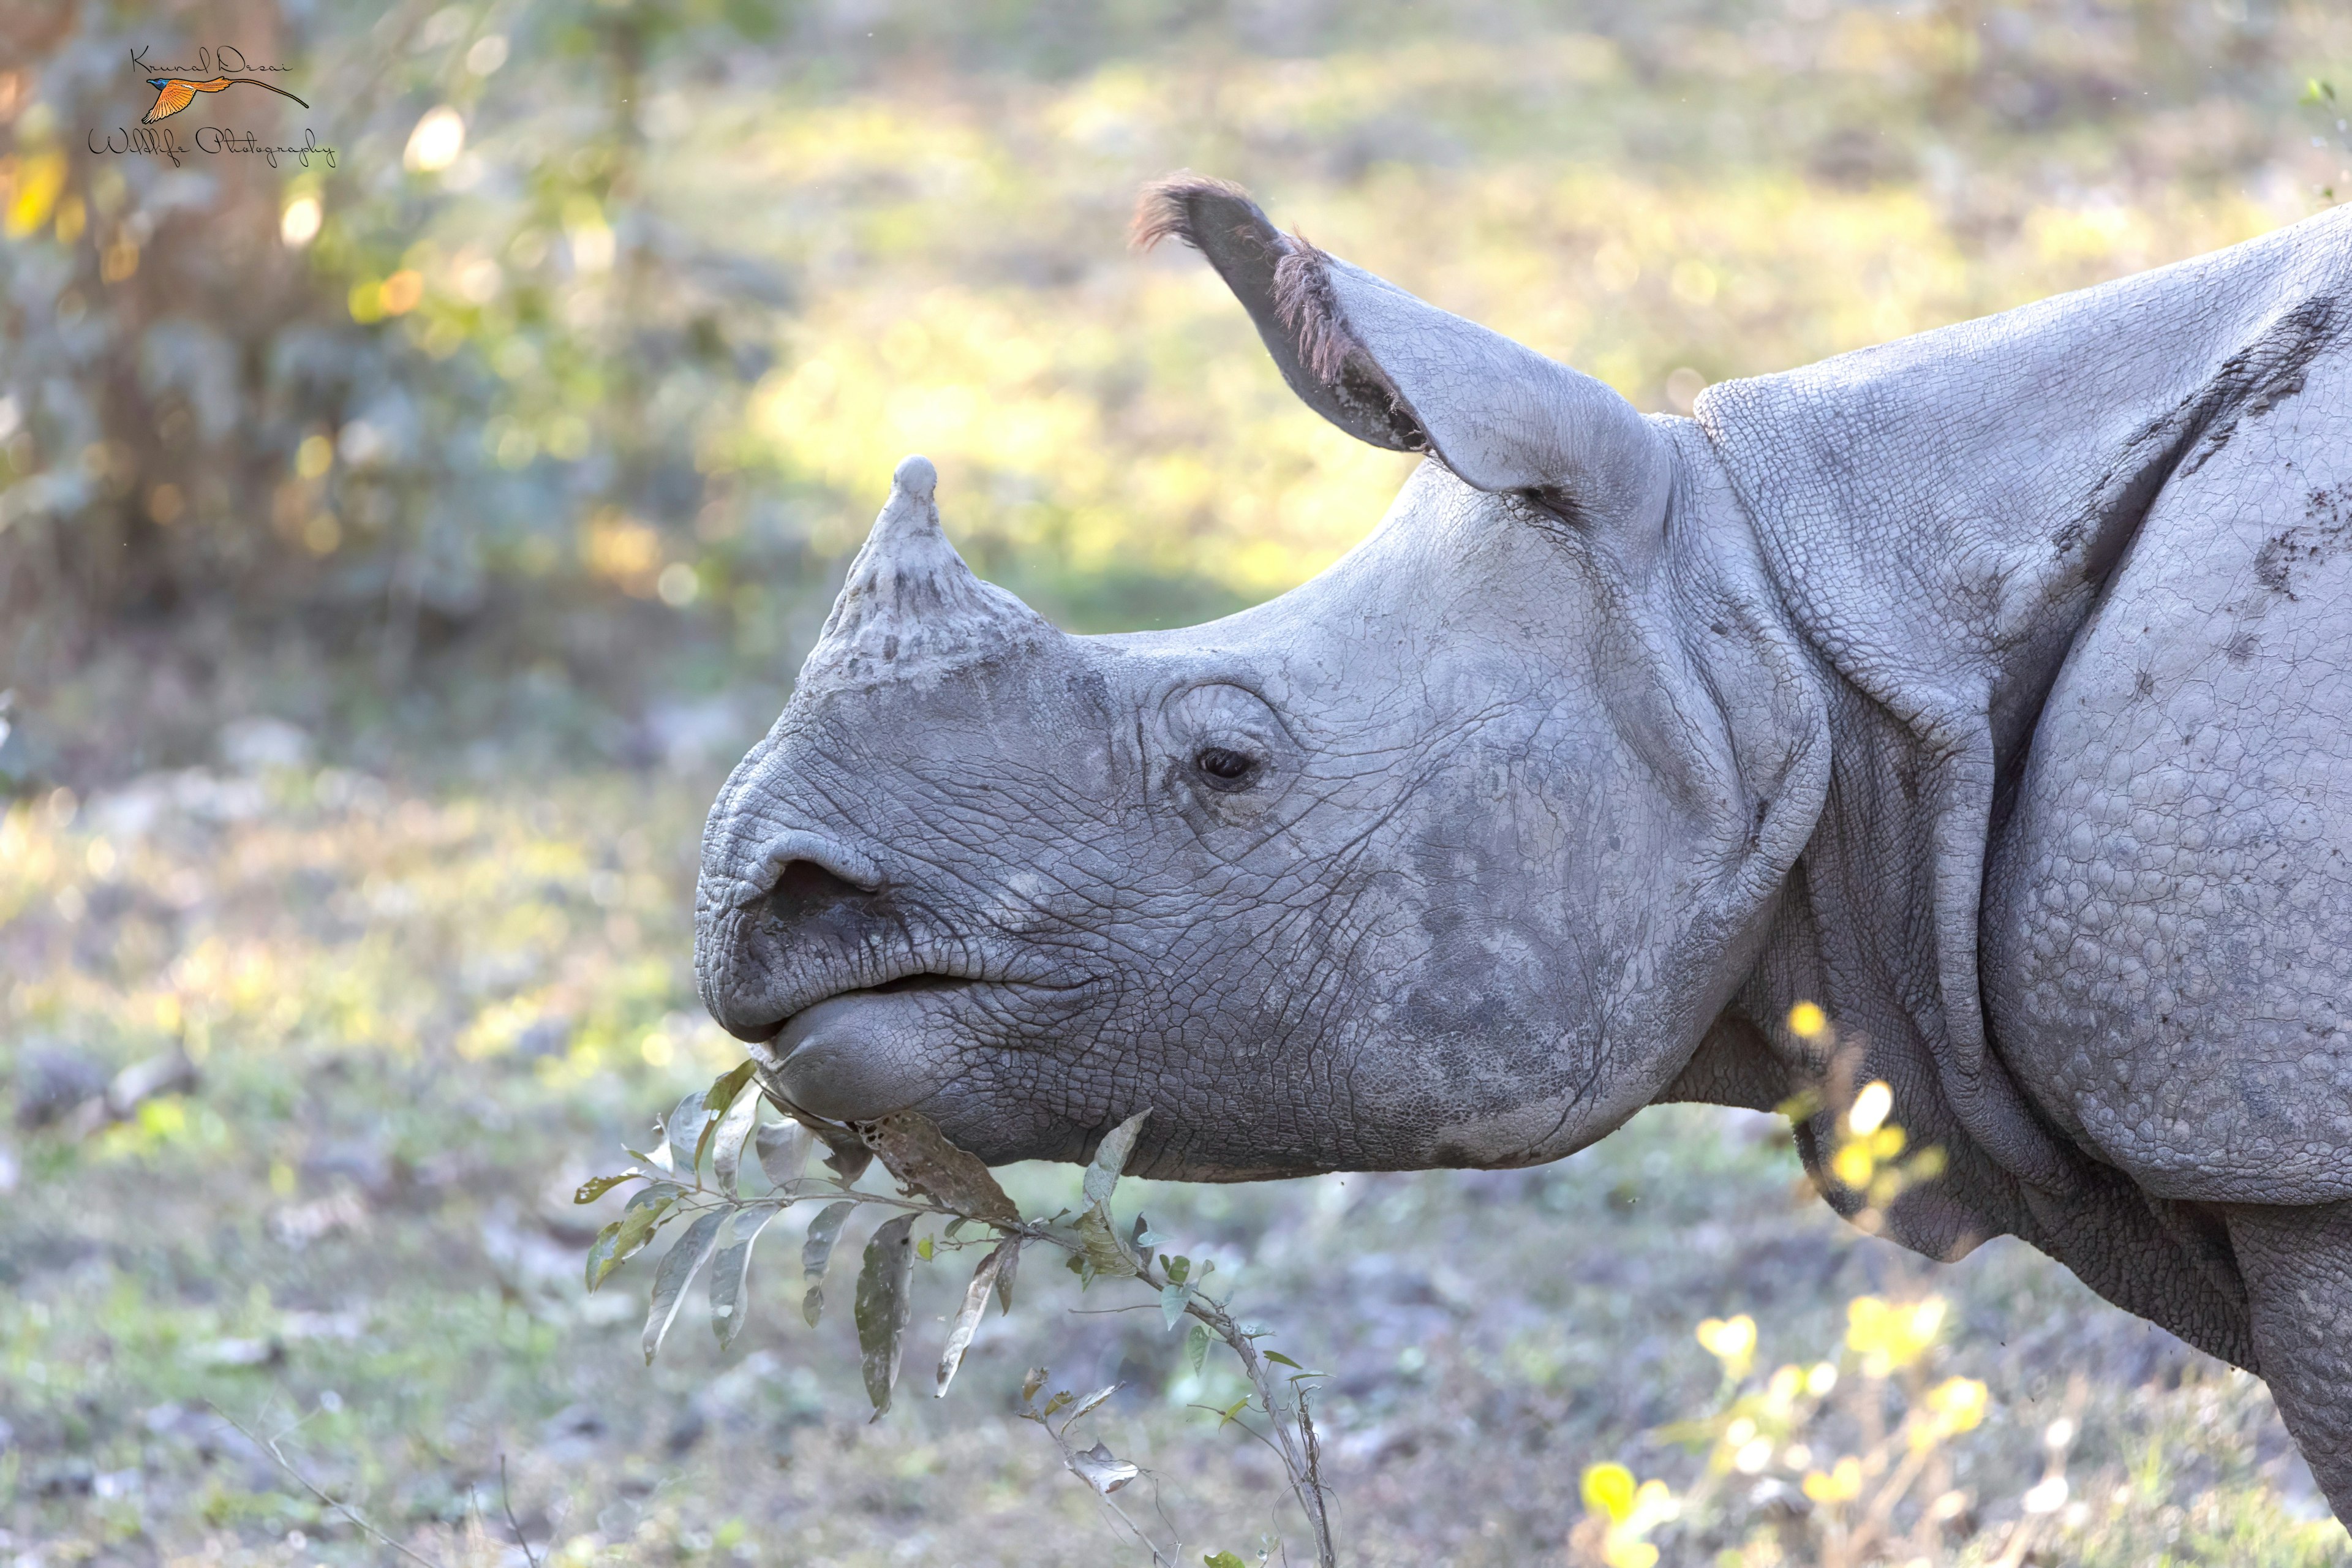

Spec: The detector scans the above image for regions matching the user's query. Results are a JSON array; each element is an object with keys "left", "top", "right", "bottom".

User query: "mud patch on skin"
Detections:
[
  {"left": 2254, "top": 483, "right": 2352, "bottom": 602},
  {"left": 2048, "top": 294, "right": 2338, "bottom": 565}
]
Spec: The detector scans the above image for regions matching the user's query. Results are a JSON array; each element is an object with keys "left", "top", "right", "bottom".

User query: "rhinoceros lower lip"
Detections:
[{"left": 753, "top": 976, "right": 976, "bottom": 1122}]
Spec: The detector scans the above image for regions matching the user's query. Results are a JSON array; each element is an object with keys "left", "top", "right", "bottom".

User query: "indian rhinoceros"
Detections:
[{"left": 695, "top": 175, "right": 2352, "bottom": 1512}]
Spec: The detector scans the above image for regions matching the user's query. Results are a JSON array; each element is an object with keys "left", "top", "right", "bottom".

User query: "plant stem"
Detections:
[{"left": 207, "top": 1403, "right": 448, "bottom": 1568}]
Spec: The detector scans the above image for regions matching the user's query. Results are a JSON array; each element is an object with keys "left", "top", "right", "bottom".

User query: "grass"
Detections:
[{"left": 3, "top": 756, "right": 2347, "bottom": 1566}]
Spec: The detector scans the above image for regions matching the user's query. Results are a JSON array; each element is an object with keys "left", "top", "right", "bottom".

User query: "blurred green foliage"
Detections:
[{"left": 2, "top": 0, "right": 2349, "bottom": 786}]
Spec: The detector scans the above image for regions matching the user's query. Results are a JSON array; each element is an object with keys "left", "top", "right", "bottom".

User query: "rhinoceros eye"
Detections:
[{"left": 1193, "top": 745, "right": 1261, "bottom": 790}]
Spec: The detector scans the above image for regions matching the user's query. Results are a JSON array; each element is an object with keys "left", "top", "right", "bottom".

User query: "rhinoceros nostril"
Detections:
[
  {"left": 732, "top": 829, "right": 883, "bottom": 910},
  {"left": 767, "top": 858, "right": 872, "bottom": 925}
]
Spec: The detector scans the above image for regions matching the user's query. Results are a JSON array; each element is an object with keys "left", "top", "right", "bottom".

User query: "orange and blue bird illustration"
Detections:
[{"left": 141, "top": 75, "right": 308, "bottom": 124}]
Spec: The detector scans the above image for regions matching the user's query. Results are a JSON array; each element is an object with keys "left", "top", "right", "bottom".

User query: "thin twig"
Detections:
[
  {"left": 1028, "top": 1414, "right": 1179, "bottom": 1568},
  {"left": 1098, "top": 1489, "right": 1181, "bottom": 1568},
  {"left": 1184, "top": 1404, "right": 1294, "bottom": 1466},
  {"left": 499, "top": 1454, "right": 543, "bottom": 1568},
  {"left": 208, "top": 1403, "right": 446, "bottom": 1568},
  {"left": 1147, "top": 1473, "right": 1186, "bottom": 1560}
]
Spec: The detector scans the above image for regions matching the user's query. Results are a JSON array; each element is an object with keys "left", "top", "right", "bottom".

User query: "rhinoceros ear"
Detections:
[{"left": 1134, "top": 173, "right": 1672, "bottom": 533}]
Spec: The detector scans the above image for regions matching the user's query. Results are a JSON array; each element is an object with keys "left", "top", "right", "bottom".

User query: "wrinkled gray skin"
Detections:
[{"left": 698, "top": 178, "right": 2352, "bottom": 1513}]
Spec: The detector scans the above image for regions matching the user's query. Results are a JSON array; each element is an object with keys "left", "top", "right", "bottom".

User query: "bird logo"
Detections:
[{"left": 141, "top": 75, "right": 309, "bottom": 124}]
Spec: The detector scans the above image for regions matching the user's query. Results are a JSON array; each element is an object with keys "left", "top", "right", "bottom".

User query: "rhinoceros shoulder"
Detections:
[{"left": 1986, "top": 331, "right": 2352, "bottom": 1206}]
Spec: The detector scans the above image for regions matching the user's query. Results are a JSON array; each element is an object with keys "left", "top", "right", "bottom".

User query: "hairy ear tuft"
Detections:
[
  {"left": 1271, "top": 236, "right": 1362, "bottom": 386},
  {"left": 1135, "top": 170, "right": 1674, "bottom": 538},
  {"left": 1129, "top": 172, "right": 1263, "bottom": 253}
]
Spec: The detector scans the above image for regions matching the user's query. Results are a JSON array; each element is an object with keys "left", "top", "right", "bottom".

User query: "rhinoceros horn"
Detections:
[
  {"left": 798, "top": 454, "right": 1053, "bottom": 691},
  {"left": 1135, "top": 174, "right": 1673, "bottom": 536}
]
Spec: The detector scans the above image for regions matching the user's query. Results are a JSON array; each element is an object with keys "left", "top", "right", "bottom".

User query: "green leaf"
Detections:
[
  {"left": 643, "top": 1210, "right": 726, "bottom": 1363},
  {"left": 586, "top": 1189, "right": 676, "bottom": 1291},
  {"left": 708, "top": 1208, "right": 778, "bottom": 1352},
  {"left": 1263, "top": 1351, "right": 1302, "bottom": 1370},
  {"left": 1128, "top": 1213, "right": 1158, "bottom": 1271},
  {"left": 1040, "top": 1389, "right": 1073, "bottom": 1419},
  {"left": 709, "top": 1087, "right": 763, "bottom": 1199},
  {"left": 583, "top": 1221, "right": 623, "bottom": 1292},
  {"left": 859, "top": 1110, "right": 1021, "bottom": 1225},
  {"left": 855, "top": 1212, "right": 918, "bottom": 1418},
  {"left": 1215, "top": 1396, "right": 1250, "bottom": 1430},
  {"left": 573, "top": 1173, "right": 635, "bottom": 1205},
  {"left": 1186, "top": 1322, "right": 1210, "bottom": 1376},
  {"left": 1204, "top": 1553, "right": 1248, "bottom": 1568},
  {"left": 800, "top": 1199, "right": 855, "bottom": 1327},
  {"left": 916, "top": 1235, "right": 934, "bottom": 1261},
  {"left": 1020, "top": 1366, "right": 1048, "bottom": 1406},
  {"left": 703, "top": 1058, "right": 757, "bottom": 1117},
  {"left": 1160, "top": 1279, "right": 1196, "bottom": 1332},
  {"left": 1073, "top": 1207, "right": 1137, "bottom": 1279},
  {"left": 1164, "top": 1254, "right": 1190, "bottom": 1287},
  {"left": 666, "top": 1090, "right": 712, "bottom": 1177},
  {"left": 993, "top": 1236, "right": 1021, "bottom": 1316},
  {"left": 754, "top": 1120, "right": 812, "bottom": 1189},
  {"left": 934, "top": 1240, "right": 1009, "bottom": 1398},
  {"left": 1065, "top": 1382, "right": 1120, "bottom": 1423},
  {"left": 1066, "top": 1441, "right": 1139, "bottom": 1495},
  {"left": 1082, "top": 1110, "right": 1150, "bottom": 1207},
  {"left": 809, "top": 1119, "right": 873, "bottom": 1184}
]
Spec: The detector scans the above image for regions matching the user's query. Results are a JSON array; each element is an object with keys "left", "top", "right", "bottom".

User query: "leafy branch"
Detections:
[{"left": 578, "top": 1061, "right": 1341, "bottom": 1568}]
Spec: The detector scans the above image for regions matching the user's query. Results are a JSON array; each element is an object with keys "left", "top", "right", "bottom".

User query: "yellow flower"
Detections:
[
  {"left": 1923, "top": 1376, "right": 1988, "bottom": 1438},
  {"left": 1847, "top": 1080, "right": 1893, "bottom": 1136},
  {"left": 1696, "top": 1314, "right": 1757, "bottom": 1379},
  {"left": 1582, "top": 1462, "right": 1636, "bottom": 1523},
  {"left": 1845, "top": 1295, "right": 1947, "bottom": 1377},
  {"left": 1831, "top": 1142, "right": 1877, "bottom": 1189},
  {"left": 1787, "top": 1000, "right": 1828, "bottom": 1038},
  {"left": 1801, "top": 1456, "right": 1864, "bottom": 1505},
  {"left": 1581, "top": 1464, "right": 1678, "bottom": 1567}
]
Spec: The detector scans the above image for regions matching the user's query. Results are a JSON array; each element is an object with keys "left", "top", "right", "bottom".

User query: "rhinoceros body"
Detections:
[{"left": 697, "top": 179, "right": 2352, "bottom": 1510}]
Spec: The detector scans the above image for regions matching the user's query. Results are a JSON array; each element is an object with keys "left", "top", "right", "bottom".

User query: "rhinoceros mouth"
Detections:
[
  {"left": 741, "top": 965, "right": 1099, "bottom": 1126},
  {"left": 733, "top": 967, "right": 980, "bottom": 1046}
]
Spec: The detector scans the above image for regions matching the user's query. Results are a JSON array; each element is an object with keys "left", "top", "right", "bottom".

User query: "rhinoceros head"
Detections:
[{"left": 696, "top": 177, "right": 1826, "bottom": 1178}]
